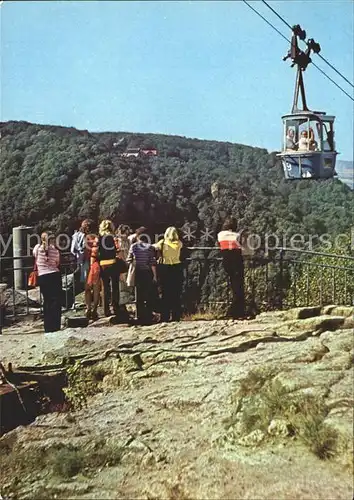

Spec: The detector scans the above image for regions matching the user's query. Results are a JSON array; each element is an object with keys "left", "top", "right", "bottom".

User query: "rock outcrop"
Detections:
[{"left": 0, "top": 307, "right": 353, "bottom": 499}]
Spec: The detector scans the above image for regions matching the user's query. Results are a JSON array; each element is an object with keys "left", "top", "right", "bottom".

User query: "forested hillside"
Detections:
[
  {"left": 336, "top": 160, "right": 354, "bottom": 190},
  {"left": 1, "top": 120, "right": 353, "bottom": 245}
]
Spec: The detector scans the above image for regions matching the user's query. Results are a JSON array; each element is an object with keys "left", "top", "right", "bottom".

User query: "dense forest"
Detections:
[
  {"left": 336, "top": 160, "right": 354, "bottom": 190},
  {"left": 1, "top": 121, "right": 353, "bottom": 312},
  {"left": 1, "top": 120, "right": 353, "bottom": 242}
]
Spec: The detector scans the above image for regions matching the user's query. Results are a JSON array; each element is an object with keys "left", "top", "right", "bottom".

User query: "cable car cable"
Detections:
[
  {"left": 261, "top": 0, "right": 354, "bottom": 89},
  {"left": 261, "top": 0, "right": 292, "bottom": 30},
  {"left": 316, "top": 54, "right": 354, "bottom": 89},
  {"left": 243, "top": 0, "right": 354, "bottom": 102},
  {"left": 311, "top": 62, "right": 354, "bottom": 102},
  {"left": 243, "top": 0, "right": 290, "bottom": 44}
]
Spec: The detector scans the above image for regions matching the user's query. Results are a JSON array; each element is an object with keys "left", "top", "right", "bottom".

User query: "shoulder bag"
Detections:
[
  {"left": 126, "top": 245, "right": 136, "bottom": 287},
  {"left": 28, "top": 260, "right": 38, "bottom": 288}
]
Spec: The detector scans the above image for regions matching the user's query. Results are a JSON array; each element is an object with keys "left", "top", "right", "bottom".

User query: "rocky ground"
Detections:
[{"left": 0, "top": 306, "right": 353, "bottom": 499}]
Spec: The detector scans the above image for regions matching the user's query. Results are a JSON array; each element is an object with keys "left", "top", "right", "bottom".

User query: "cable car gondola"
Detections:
[{"left": 278, "top": 25, "right": 338, "bottom": 180}]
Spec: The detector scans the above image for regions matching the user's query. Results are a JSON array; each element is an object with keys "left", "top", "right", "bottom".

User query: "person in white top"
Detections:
[
  {"left": 33, "top": 233, "right": 62, "bottom": 332},
  {"left": 70, "top": 219, "right": 93, "bottom": 283},
  {"left": 298, "top": 129, "right": 318, "bottom": 151},
  {"left": 128, "top": 226, "right": 147, "bottom": 245},
  {"left": 298, "top": 130, "right": 310, "bottom": 151},
  {"left": 285, "top": 128, "right": 296, "bottom": 150}
]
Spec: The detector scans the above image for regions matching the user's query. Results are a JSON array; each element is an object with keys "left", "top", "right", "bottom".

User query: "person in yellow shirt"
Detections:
[{"left": 154, "top": 227, "right": 183, "bottom": 322}]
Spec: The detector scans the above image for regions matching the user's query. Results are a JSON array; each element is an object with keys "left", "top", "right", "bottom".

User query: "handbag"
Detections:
[
  {"left": 28, "top": 262, "right": 38, "bottom": 288},
  {"left": 126, "top": 260, "right": 136, "bottom": 287}
]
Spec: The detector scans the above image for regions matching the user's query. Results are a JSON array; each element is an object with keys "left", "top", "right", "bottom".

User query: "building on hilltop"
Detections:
[
  {"left": 121, "top": 147, "right": 159, "bottom": 158},
  {"left": 141, "top": 148, "right": 158, "bottom": 156},
  {"left": 122, "top": 148, "right": 141, "bottom": 158}
]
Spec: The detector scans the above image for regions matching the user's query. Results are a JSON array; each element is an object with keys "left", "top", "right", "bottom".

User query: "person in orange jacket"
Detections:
[{"left": 90, "top": 220, "right": 120, "bottom": 318}]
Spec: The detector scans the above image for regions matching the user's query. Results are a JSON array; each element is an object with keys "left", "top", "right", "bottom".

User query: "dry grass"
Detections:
[
  {"left": 183, "top": 312, "right": 221, "bottom": 321},
  {"left": 0, "top": 440, "right": 124, "bottom": 498},
  {"left": 145, "top": 481, "right": 193, "bottom": 500},
  {"left": 236, "top": 366, "right": 279, "bottom": 398},
  {"left": 51, "top": 446, "right": 85, "bottom": 478},
  {"left": 63, "top": 361, "right": 104, "bottom": 410},
  {"left": 183, "top": 305, "right": 226, "bottom": 321},
  {"left": 226, "top": 367, "right": 340, "bottom": 460},
  {"left": 63, "top": 359, "right": 129, "bottom": 410},
  {"left": 299, "top": 413, "right": 338, "bottom": 460}
]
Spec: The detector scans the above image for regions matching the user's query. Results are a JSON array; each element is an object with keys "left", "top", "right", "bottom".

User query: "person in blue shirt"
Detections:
[{"left": 127, "top": 231, "right": 157, "bottom": 325}]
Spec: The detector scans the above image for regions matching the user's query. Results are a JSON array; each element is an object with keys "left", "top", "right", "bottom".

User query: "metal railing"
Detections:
[
  {"left": 0, "top": 247, "right": 353, "bottom": 329},
  {"left": 276, "top": 247, "right": 354, "bottom": 309}
]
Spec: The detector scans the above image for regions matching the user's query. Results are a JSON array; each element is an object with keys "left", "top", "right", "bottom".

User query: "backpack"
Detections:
[
  {"left": 71, "top": 231, "right": 85, "bottom": 263},
  {"left": 98, "top": 235, "right": 117, "bottom": 262}
]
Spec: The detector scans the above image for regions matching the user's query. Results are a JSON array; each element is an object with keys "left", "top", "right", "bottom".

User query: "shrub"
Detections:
[
  {"left": 63, "top": 361, "right": 102, "bottom": 411},
  {"left": 51, "top": 446, "right": 85, "bottom": 478},
  {"left": 225, "top": 367, "right": 339, "bottom": 460}
]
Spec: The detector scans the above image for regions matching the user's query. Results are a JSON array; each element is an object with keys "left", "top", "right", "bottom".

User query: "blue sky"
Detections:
[{"left": 1, "top": 1, "right": 353, "bottom": 160}]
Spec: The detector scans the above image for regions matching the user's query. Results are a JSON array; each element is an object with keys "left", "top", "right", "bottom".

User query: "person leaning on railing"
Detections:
[
  {"left": 127, "top": 229, "right": 157, "bottom": 325},
  {"left": 115, "top": 224, "right": 134, "bottom": 322},
  {"left": 33, "top": 232, "right": 62, "bottom": 333},
  {"left": 71, "top": 219, "right": 94, "bottom": 282},
  {"left": 217, "top": 218, "right": 246, "bottom": 320},
  {"left": 91, "top": 220, "right": 121, "bottom": 318},
  {"left": 84, "top": 229, "right": 101, "bottom": 321},
  {"left": 154, "top": 226, "right": 183, "bottom": 322}
]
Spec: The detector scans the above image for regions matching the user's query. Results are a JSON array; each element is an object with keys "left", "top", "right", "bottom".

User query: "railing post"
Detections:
[
  {"left": 12, "top": 226, "right": 33, "bottom": 290},
  {"left": 182, "top": 260, "right": 187, "bottom": 315},
  {"left": 0, "top": 284, "right": 6, "bottom": 334},
  {"left": 25, "top": 270, "right": 29, "bottom": 316},
  {"left": 65, "top": 268, "right": 68, "bottom": 311},
  {"left": 306, "top": 263, "right": 310, "bottom": 306},
  {"left": 134, "top": 285, "right": 137, "bottom": 320},
  {"left": 344, "top": 271, "right": 347, "bottom": 305},
  {"left": 12, "top": 283, "right": 16, "bottom": 318},
  {"left": 265, "top": 261, "right": 269, "bottom": 309},
  {"left": 72, "top": 267, "right": 76, "bottom": 311},
  {"left": 279, "top": 248, "right": 284, "bottom": 310}
]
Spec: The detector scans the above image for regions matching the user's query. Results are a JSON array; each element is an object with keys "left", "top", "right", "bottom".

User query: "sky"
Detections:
[{"left": 1, "top": 0, "right": 353, "bottom": 160}]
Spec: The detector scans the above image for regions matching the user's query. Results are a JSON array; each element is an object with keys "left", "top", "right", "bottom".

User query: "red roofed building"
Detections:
[{"left": 141, "top": 148, "right": 158, "bottom": 156}]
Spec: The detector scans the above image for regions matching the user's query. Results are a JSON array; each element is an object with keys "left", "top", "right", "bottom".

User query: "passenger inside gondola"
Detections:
[
  {"left": 298, "top": 128, "right": 318, "bottom": 151},
  {"left": 298, "top": 130, "right": 310, "bottom": 151},
  {"left": 308, "top": 128, "right": 318, "bottom": 150},
  {"left": 286, "top": 128, "right": 296, "bottom": 150}
]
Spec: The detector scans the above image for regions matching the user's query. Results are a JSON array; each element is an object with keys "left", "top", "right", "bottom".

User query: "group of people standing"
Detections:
[
  {"left": 72, "top": 220, "right": 184, "bottom": 326},
  {"left": 33, "top": 220, "right": 185, "bottom": 332},
  {"left": 32, "top": 217, "right": 246, "bottom": 333}
]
